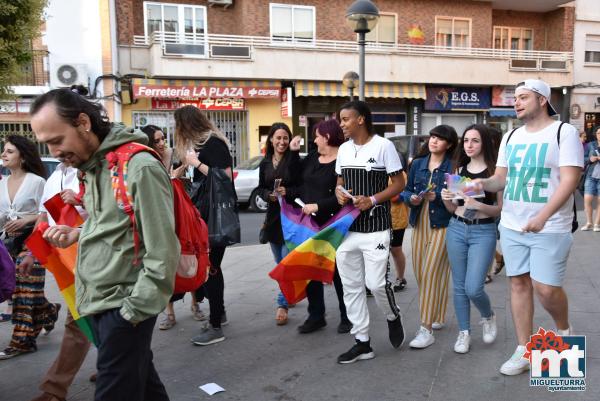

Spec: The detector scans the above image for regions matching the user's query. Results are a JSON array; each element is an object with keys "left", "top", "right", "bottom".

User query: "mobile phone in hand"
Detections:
[{"left": 274, "top": 178, "right": 282, "bottom": 191}]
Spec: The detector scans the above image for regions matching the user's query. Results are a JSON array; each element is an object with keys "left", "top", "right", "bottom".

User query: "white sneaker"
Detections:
[
  {"left": 480, "top": 314, "right": 497, "bottom": 344},
  {"left": 409, "top": 326, "right": 435, "bottom": 349},
  {"left": 454, "top": 330, "right": 471, "bottom": 354},
  {"left": 557, "top": 327, "right": 573, "bottom": 336},
  {"left": 431, "top": 322, "right": 445, "bottom": 330},
  {"left": 499, "top": 345, "right": 530, "bottom": 376}
]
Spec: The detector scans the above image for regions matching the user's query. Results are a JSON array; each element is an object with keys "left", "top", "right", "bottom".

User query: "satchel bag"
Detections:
[{"left": 205, "top": 168, "right": 241, "bottom": 247}]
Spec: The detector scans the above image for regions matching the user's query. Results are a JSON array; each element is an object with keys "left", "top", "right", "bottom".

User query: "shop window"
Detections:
[
  {"left": 435, "top": 17, "right": 471, "bottom": 48},
  {"left": 493, "top": 26, "right": 533, "bottom": 51},
  {"left": 585, "top": 35, "right": 600, "bottom": 64},
  {"left": 366, "top": 13, "right": 396, "bottom": 45},
  {"left": 144, "top": 1, "right": 206, "bottom": 42},
  {"left": 270, "top": 3, "right": 315, "bottom": 44},
  {"left": 372, "top": 112, "right": 406, "bottom": 138}
]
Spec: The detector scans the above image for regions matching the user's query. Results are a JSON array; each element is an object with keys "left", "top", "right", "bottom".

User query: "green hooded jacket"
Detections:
[{"left": 75, "top": 123, "right": 180, "bottom": 324}]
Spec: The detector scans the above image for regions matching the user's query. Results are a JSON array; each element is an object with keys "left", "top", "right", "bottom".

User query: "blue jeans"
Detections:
[
  {"left": 446, "top": 218, "right": 495, "bottom": 331},
  {"left": 269, "top": 242, "right": 289, "bottom": 308}
]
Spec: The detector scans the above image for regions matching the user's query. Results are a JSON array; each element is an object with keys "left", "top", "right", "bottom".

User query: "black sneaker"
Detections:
[
  {"left": 337, "top": 319, "right": 353, "bottom": 334},
  {"left": 388, "top": 315, "right": 405, "bottom": 348},
  {"left": 298, "top": 318, "right": 327, "bottom": 334},
  {"left": 365, "top": 287, "right": 374, "bottom": 297},
  {"left": 337, "top": 339, "right": 375, "bottom": 364},
  {"left": 393, "top": 278, "right": 407, "bottom": 292}
]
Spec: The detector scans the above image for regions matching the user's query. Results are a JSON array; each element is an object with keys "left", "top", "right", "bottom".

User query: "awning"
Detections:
[
  {"left": 488, "top": 108, "right": 516, "bottom": 117},
  {"left": 295, "top": 81, "right": 426, "bottom": 99},
  {"left": 131, "top": 78, "right": 281, "bottom": 99}
]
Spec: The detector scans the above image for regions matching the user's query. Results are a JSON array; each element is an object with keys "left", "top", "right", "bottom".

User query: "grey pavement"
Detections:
[{"left": 1, "top": 211, "right": 600, "bottom": 401}]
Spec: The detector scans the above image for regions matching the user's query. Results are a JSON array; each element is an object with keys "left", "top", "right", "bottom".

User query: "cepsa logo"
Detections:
[{"left": 526, "top": 328, "right": 586, "bottom": 392}]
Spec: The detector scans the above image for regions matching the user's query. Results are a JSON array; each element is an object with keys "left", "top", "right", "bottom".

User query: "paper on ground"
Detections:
[{"left": 199, "top": 383, "right": 225, "bottom": 395}]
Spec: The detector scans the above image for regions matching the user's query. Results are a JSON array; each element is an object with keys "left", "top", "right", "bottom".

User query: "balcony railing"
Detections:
[
  {"left": 131, "top": 31, "right": 573, "bottom": 71},
  {"left": 13, "top": 50, "right": 49, "bottom": 86}
]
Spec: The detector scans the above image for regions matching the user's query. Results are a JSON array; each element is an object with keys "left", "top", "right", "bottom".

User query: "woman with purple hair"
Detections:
[{"left": 287, "top": 119, "right": 352, "bottom": 334}]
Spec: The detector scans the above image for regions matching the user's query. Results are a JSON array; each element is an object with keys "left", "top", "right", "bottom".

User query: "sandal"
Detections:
[
  {"left": 580, "top": 223, "right": 593, "bottom": 231},
  {"left": 0, "top": 347, "right": 35, "bottom": 360},
  {"left": 44, "top": 303, "right": 62, "bottom": 335},
  {"left": 485, "top": 274, "right": 493, "bottom": 284},
  {"left": 191, "top": 303, "right": 207, "bottom": 321},
  {"left": 0, "top": 313, "right": 11, "bottom": 323},
  {"left": 275, "top": 307, "right": 288, "bottom": 326},
  {"left": 158, "top": 314, "right": 176, "bottom": 330}
]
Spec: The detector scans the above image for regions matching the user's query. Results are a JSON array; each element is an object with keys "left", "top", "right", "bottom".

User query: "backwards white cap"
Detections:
[{"left": 515, "top": 79, "right": 557, "bottom": 116}]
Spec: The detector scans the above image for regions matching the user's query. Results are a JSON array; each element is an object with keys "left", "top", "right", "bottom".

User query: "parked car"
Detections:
[
  {"left": 388, "top": 135, "right": 430, "bottom": 168},
  {"left": 0, "top": 157, "right": 61, "bottom": 178},
  {"left": 234, "top": 155, "right": 267, "bottom": 212},
  {"left": 233, "top": 152, "right": 307, "bottom": 212}
]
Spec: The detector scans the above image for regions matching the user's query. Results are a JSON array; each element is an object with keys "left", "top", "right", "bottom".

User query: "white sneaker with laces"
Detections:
[
  {"left": 454, "top": 330, "right": 470, "bottom": 354},
  {"left": 481, "top": 314, "right": 497, "bottom": 344},
  {"left": 431, "top": 322, "right": 445, "bottom": 330},
  {"left": 500, "top": 345, "right": 530, "bottom": 375},
  {"left": 409, "top": 326, "right": 435, "bottom": 349}
]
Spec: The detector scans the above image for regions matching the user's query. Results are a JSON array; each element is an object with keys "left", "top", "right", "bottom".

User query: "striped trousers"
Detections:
[
  {"left": 411, "top": 202, "right": 450, "bottom": 326},
  {"left": 8, "top": 265, "right": 58, "bottom": 351}
]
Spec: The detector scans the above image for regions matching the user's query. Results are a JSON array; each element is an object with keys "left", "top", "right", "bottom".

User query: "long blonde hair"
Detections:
[{"left": 173, "top": 105, "right": 230, "bottom": 160}]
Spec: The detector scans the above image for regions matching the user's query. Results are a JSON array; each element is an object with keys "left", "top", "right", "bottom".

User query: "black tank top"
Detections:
[{"left": 456, "top": 166, "right": 495, "bottom": 206}]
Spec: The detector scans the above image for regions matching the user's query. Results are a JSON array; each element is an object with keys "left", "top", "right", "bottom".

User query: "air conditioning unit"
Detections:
[
  {"left": 208, "top": 0, "right": 233, "bottom": 8},
  {"left": 51, "top": 63, "right": 89, "bottom": 88}
]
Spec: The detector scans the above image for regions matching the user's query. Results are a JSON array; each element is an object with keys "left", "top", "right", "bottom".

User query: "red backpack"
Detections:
[{"left": 105, "top": 142, "right": 210, "bottom": 294}]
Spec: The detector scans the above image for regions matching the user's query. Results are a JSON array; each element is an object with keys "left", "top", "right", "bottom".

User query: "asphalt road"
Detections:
[{"left": 236, "top": 209, "right": 265, "bottom": 246}]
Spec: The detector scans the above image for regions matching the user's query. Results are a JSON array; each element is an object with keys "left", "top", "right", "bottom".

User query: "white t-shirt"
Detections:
[
  {"left": 335, "top": 134, "right": 402, "bottom": 232},
  {"left": 497, "top": 121, "right": 583, "bottom": 233},
  {"left": 39, "top": 164, "right": 87, "bottom": 226},
  {"left": 0, "top": 173, "right": 45, "bottom": 230}
]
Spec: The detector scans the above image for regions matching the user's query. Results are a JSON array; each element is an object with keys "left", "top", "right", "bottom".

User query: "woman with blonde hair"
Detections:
[{"left": 173, "top": 106, "right": 234, "bottom": 346}]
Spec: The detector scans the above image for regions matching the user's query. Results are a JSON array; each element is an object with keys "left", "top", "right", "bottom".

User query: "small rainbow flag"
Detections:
[
  {"left": 25, "top": 196, "right": 96, "bottom": 345},
  {"left": 269, "top": 198, "right": 360, "bottom": 304}
]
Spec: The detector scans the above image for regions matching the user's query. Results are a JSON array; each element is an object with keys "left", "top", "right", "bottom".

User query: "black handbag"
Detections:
[
  {"left": 259, "top": 221, "right": 268, "bottom": 244},
  {"left": 2, "top": 223, "right": 34, "bottom": 258},
  {"left": 200, "top": 168, "right": 241, "bottom": 247}
]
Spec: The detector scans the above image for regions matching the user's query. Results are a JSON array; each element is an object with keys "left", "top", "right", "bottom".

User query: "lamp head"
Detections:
[
  {"left": 345, "top": 0, "right": 380, "bottom": 33},
  {"left": 342, "top": 71, "right": 359, "bottom": 89}
]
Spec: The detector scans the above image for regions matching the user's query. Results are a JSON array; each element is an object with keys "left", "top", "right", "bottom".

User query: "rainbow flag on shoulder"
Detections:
[{"left": 269, "top": 197, "right": 359, "bottom": 304}]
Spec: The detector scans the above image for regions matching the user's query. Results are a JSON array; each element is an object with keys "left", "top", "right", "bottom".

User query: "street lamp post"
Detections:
[
  {"left": 345, "top": 0, "right": 380, "bottom": 101},
  {"left": 342, "top": 71, "right": 359, "bottom": 101}
]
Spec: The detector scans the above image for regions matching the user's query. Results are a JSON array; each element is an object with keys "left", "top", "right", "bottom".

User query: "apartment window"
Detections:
[
  {"left": 493, "top": 27, "right": 533, "bottom": 51},
  {"left": 585, "top": 35, "right": 600, "bottom": 63},
  {"left": 144, "top": 2, "right": 206, "bottom": 37},
  {"left": 270, "top": 3, "right": 315, "bottom": 43},
  {"left": 435, "top": 17, "right": 471, "bottom": 48},
  {"left": 366, "top": 13, "right": 396, "bottom": 44}
]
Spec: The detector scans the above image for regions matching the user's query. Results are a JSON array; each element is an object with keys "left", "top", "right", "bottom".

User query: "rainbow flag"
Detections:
[
  {"left": 269, "top": 198, "right": 360, "bottom": 304},
  {"left": 25, "top": 197, "right": 96, "bottom": 345}
]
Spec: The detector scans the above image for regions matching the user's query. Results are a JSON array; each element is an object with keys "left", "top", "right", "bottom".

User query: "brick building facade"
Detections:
[{"left": 115, "top": 0, "right": 576, "bottom": 163}]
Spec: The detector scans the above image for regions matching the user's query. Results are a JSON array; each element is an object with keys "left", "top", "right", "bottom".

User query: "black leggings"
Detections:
[
  {"left": 195, "top": 246, "right": 226, "bottom": 328},
  {"left": 305, "top": 266, "right": 347, "bottom": 322},
  {"left": 169, "top": 247, "right": 227, "bottom": 328}
]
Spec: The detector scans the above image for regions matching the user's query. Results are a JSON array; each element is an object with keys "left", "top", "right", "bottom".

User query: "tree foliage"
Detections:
[{"left": 0, "top": 0, "right": 47, "bottom": 98}]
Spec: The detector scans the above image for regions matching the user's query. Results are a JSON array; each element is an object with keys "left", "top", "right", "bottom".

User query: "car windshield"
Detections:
[{"left": 236, "top": 156, "right": 263, "bottom": 170}]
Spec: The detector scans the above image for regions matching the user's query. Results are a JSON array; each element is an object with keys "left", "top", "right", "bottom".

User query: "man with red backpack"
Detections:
[{"left": 30, "top": 88, "right": 179, "bottom": 401}]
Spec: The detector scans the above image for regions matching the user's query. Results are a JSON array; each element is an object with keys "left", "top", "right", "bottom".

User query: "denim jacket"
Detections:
[{"left": 400, "top": 155, "right": 453, "bottom": 228}]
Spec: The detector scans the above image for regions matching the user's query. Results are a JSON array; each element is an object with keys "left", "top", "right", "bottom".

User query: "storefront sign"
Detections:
[
  {"left": 151, "top": 98, "right": 245, "bottom": 110},
  {"left": 425, "top": 87, "right": 491, "bottom": 111},
  {"left": 134, "top": 83, "right": 280, "bottom": 99},
  {"left": 281, "top": 87, "right": 292, "bottom": 118},
  {"left": 492, "top": 86, "right": 515, "bottom": 107}
]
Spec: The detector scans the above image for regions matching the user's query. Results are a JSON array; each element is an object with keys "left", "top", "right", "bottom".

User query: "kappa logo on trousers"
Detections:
[{"left": 375, "top": 243, "right": 386, "bottom": 250}]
